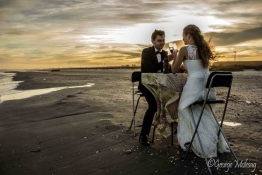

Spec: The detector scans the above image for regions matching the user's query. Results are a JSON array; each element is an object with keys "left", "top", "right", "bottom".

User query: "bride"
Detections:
[{"left": 171, "top": 24, "right": 230, "bottom": 158}]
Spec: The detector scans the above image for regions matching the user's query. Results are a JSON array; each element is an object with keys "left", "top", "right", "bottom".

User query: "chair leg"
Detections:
[
  {"left": 134, "top": 96, "right": 142, "bottom": 116},
  {"left": 218, "top": 87, "right": 231, "bottom": 137},
  {"left": 128, "top": 99, "right": 135, "bottom": 131},
  {"left": 128, "top": 119, "right": 134, "bottom": 131},
  {"left": 128, "top": 96, "right": 142, "bottom": 136},
  {"left": 183, "top": 104, "right": 206, "bottom": 159},
  {"left": 129, "top": 85, "right": 135, "bottom": 135},
  {"left": 133, "top": 96, "right": 142, "bottom": 136},
  {"left": 184, "top": 105, "right": 213, "bottom": 175},
  {"left": 208, "top": 104, "right": 238, "bottom": 162}
]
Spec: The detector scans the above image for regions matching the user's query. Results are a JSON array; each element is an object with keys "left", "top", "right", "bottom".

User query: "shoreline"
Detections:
[{"left": 1, "top": 61, "right": 262, "bottom": 73}]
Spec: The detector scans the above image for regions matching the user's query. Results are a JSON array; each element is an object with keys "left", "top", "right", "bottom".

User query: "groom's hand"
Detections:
[
  {"left": 179, "top": 65, "right": 187, "bottom": 73},
  {"left": 168, "top": 54, "right": 174, "bottom": 62}
]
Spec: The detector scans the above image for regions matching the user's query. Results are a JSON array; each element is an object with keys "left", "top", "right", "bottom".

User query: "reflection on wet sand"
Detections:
[
  {"left": 0, "top": 83, "right": 94, "bottom": 103},
  {"left": 220, "top": 121, "right": 242, "bottom": 126}
]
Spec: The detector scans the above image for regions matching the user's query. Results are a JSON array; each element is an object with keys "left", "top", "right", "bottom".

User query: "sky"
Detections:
[{"left": 0, "top": 0, "right": 262, "bottom": 69}]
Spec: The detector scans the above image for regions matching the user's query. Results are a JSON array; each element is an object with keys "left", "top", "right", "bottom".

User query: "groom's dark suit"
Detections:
[
  {"left": 138, "top": 46, "right": 167, "bottom": 92},
  {"left": 138, "top": 46, "right": 170, "bottom": 136}
]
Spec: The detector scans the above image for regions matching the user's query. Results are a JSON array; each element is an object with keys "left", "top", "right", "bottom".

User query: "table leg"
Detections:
[{"left": 171, "top": 123, "right": 173, "bottom": 145}]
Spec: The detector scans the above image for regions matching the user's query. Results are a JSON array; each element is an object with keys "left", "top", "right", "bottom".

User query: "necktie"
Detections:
[{"left": 155, "top": 51, "right": 161, "bottom": 54}]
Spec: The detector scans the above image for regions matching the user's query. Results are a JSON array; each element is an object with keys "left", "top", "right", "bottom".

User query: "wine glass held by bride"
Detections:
[
  {"left": 170, "top": 49, "right": 178, "bottom": 67},
  {"left": 168, "top": 43, "right": 176, "bottom": 53},
  {"left": 172, "top": 43, "right": 178, "bottom": 51},
  {"left": 168, "top": 43, "right": 177, "bottom": 64}
]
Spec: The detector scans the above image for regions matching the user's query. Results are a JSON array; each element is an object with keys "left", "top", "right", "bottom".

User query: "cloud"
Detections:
[
  {"left": 209, "top": 26, "right": 262, "bottom": 46},
  {"left": 0, "top": 0, "right": 31, "bottom": 20},
  {"left": 1, "top": 0, "right": 262, "bottom": 69},
  {"left": 0, "top": 53, "right": 12, "bottom": 63},
  {"left": 111, "top": 50, "right": 142, "bottom": 59},
  {"left": 0, "top": 0, "right": 21, "bottom": 8},
  {"left": 3, "top": 28, "right": 43, "bottom": 36},
  {"left": 206, "top": 0, "right": 262, "bottom": 25},
  {"left": 211, "top": 0, "right": 262, "bottom": 11}
]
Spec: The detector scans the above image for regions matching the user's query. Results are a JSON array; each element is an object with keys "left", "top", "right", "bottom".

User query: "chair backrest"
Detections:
[
  {"left": 131, "top": 71, "right": 141, "bottom": 82},
  {"left": 206, "top": 72, "right": 233, "bottom": 88}
]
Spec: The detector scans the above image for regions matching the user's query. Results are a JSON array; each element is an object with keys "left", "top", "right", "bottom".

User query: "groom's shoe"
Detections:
[{"left": 139, "top": 135, "right": 150, "bottom": 147}]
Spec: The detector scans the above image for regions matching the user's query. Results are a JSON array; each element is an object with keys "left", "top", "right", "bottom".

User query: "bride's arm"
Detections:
[{"left": 171, "top": 47, "right": 186, "bottom": 73}]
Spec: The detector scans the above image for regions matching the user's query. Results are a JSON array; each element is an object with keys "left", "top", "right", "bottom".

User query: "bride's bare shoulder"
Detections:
[{"left": 179, "top": 46, "right": 187, "bottom": 55}]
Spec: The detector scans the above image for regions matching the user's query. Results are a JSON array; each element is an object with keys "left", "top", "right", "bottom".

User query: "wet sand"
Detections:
[{"left": 0, "top": 69, "right": 261, "bottom": 175}]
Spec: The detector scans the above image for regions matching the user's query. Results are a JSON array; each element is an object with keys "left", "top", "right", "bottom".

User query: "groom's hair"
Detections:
[{"left": 151, "top": 29, "right": 165, "bottom": 40}]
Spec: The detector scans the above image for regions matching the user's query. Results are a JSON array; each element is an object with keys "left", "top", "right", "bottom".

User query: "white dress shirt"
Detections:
[{"left": 154, "top": 48, "right": 162, "bottom": 63}]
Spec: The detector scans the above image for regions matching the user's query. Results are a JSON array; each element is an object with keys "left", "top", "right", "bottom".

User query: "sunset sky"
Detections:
[{"left": 1, "top": 0, "right": 262, "bottom": 69}]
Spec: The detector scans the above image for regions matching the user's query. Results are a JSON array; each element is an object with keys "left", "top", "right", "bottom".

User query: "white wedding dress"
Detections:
[{"left": 177, "top": 45, "right": 230, "bottom": 158}]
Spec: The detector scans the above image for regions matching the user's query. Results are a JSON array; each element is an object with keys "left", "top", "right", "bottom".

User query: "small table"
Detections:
[{"left": 141, "top": 73, "right": 187, "bottom": 138}]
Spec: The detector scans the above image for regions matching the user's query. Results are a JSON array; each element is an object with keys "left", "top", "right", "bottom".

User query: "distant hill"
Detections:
[{"left": 210, "top": 61, "right": 262, "bottom": 71}]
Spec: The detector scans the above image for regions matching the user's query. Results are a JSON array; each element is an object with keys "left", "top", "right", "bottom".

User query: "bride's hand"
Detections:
[{"left": 172, "top": 49, "right": 178, "bottom": 60}]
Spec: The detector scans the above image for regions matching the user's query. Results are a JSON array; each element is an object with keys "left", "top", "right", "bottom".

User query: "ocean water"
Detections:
[
  {"left": 0, "top": 72, "right": 23, "bottom": 96},
  {"left": 0, "top": 72, "right": 94, "bottom": 103}
]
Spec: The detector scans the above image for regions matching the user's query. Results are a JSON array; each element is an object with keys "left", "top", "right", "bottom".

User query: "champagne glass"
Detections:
[
  {"left": 169, "top": 43, "right": 177, "bottom": 53},
  {"left": 168, "top": 43, "right": 177, "bottom": 65},
  {"left": 169, "top": 43, "right": 174, "bottom": 53}
]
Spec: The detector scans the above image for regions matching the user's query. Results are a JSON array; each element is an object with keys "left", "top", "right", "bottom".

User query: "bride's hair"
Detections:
[{"left": 183, "top": 24, "right": 214, "bottom": 68}]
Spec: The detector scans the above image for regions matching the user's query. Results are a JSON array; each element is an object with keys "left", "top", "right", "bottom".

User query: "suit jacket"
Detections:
[{"left": 138, "top": 46, "right": 171, "bottom": 93}]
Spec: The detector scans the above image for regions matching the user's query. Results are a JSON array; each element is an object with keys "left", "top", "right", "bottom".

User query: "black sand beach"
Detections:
[{"left": 0, "top": 69, "right": 261, "bottom": 175}]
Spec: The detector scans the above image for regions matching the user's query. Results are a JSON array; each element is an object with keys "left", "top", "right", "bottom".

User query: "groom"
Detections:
[{"left": 138, "top": 29, "right": 171, "bottom": 146}]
